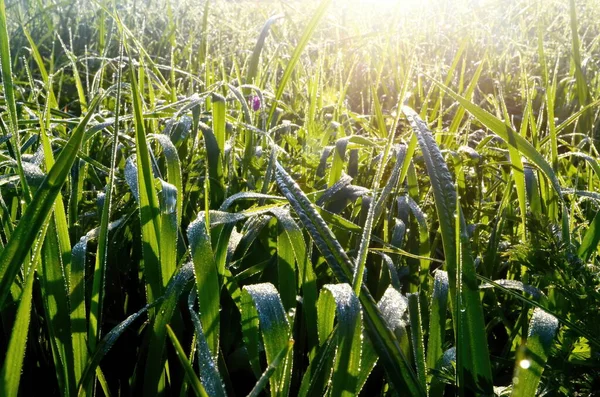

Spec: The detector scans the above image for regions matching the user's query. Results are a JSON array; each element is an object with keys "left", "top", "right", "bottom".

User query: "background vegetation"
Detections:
[{"left": 0, "top": 0, "right": 599, "bottom": 395}]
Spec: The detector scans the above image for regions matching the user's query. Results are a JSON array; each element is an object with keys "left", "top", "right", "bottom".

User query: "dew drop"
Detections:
[{"left": 519, "top": 359, "right": 531, "bottom": 369}]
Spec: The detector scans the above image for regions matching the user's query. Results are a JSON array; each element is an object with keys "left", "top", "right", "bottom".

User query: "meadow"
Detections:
[{"left": 0, "top": 0, "right": 599, "bottom": 395}]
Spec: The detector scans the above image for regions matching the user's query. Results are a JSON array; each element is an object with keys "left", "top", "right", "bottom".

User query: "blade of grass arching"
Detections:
[
  {"left": 0, "top": 220, "right": 49, "bottom": 396},
  {"left": 429, "top": 79, "right": 563, "bottom": 197},
  {"left": 151, "top": 131, "right": 183, "bottom": 282},
  {"left": 144, "top": 260, "right": 197, "bottom": 396},
  {"left": 79, "top": 263, "right": 194, "bottom": 396},
  {"left": 266, "top": 0, "right": 333, "bottom": 126},
  {"left": 187, "top": 290, "right": 226, "bottom": 397},
  {"left": 0, "top": 0, "right": 31, "bottom": 202},
  {"left": 158, "top": 179, "right": 179, "bottom": 284},
  {"left": 127, "top": 49, "right": 164, "bottom": 304},
  {"left": 89, "top": 47, "right": 123, "bottom": 367},
  {"left": 0, "top": 94, "right": 101, "bottom": 308},
  {"left": 319, "top": 284, "right": 362, "bottom": 397},
  {"left": 270, "top": 208, "right": 318, "bottom": 352},
  {"left": 403, "top": 106, "right": 493, "bottom": 394},
  {"left": 274, "top": 162, "right": 424, "bottom": 395},
  {"left": 427, "top": 271, "right": 449, "bottom": 397},
  {"left": 248, "top": 340, "right": 294, "bottom": 397},
  {"left": 166, "top": 325, "right": 209, "bottom": 397},
  {"left": 408, "top": 293, "right": 427, "bottom": 393},
  {"left": 246, "top": 14, "right": 283, "bottom": 87},
  {"left": 241, "top": 283, "right": 293, "bottom": 397},
  {"left": 577, "top": 210, "right": 600, "bottom": 262},
  {"left": 511, "top": 309, "right": 559, "bottom": 397},
  {"left": 187, "top": 217, "right": 220, "bottom": 359}
]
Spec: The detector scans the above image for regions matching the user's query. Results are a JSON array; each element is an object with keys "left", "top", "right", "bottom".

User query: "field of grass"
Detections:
[{"left": 1, "top": 0, "right": 600, "bottom": 395}]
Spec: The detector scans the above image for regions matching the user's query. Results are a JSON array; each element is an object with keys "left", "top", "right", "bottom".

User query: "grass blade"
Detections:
[
  {"left": 319, "top": 284, "right": 362, "bottom": 396},
  {"left": 166, "top": 324, "right": 209, "bottom": 397},
  {"left": 241, "top": 283, "right": 293, "bottom": 397},
  {"left": 511, "top": 309, "right": 559, "bottom": 397},
  {"left": 267, "top": 0, "right": 333, "bottom": 126},
  {"left": 187, "top": 216, "right": 221, "bottom": 359},
  {"left": 428, "top": 79, "right": 562, "bottom": 197},
  {"left": 0, "top": 94, "right": 101, "bottom": 308},
  {"left": 402, "top": 106, "right": 493, "bottom": 394},
  {"left": 274, "top": 161, "right": 424, "bottom": 396}
]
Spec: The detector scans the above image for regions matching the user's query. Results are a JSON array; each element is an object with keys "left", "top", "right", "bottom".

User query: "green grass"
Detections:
[{"left": 1, "top": 0, "right": 600, "bottom": 395}]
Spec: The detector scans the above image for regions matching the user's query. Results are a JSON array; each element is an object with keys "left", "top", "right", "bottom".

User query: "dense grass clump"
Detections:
[{"left": 1, "top": 0, "right": 600, "bottom": 395}]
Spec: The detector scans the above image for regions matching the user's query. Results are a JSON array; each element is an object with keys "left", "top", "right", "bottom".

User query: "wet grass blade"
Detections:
[
  {"left": 143, "top": 261, "right": 196, "bottom": 395},
  {"left": 88, "top": 44, "right": 124, "bottom": 376},
  {"left": 127, "top": 48, "right": 164, "bottom": 304},
  {"left": 402, "top": 106, "right": 493, "bottom": 394},
  {"left": 408, "top": 293, "right": 427, "bottom": 393},
  {"left": 241, "top": 283, "right": 293, "bottom": 397},
  {"left": 274, "top": 161, "right": 424, "bottom": 396},
  {"left": 511, "top": 309, "right": 559, "bottom": 397},
  {"left": 246, "top": 14, "right": 283, "bottom": 86},
  {"left": 187, "top": 290, "right": 226, "bottom": 397},
  {"left": 77, "top": 262, "right": 193, "bottom": 395},
  {"left": 319, "top": 284, "right": 362, "bottom": 397},
  {"left": 187, "top": 217, "right": 220, "bottom": 359}
]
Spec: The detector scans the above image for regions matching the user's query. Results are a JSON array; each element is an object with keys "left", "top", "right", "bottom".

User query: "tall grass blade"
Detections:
[
  {"left": 402, "top": 106, "right": 493, "bottom": 394},
  {"left": 267, "top": 0, "right": 333, "bottom": 126}
]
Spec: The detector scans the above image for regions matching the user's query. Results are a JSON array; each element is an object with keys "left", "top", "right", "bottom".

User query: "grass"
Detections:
[{"left": 1, "top": 0, "right": 600, "bottom": 395}]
